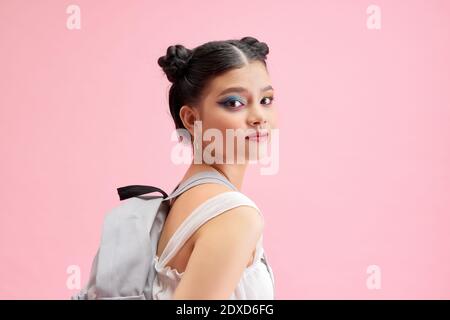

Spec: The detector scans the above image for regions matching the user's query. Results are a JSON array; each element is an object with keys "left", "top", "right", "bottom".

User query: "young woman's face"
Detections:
[{"left": 194, "top": 61, "right": 278, "bottom": 164}]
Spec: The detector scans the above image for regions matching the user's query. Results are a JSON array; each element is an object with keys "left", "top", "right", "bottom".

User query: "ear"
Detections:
[{"left": 179, "top": 105, "right": 200, "bottom": 138}]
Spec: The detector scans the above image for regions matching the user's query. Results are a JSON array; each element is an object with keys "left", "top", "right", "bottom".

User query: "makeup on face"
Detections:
[
  {"left": 216, "top": 85, "right": 275, "bottom": 111},
  {"left": 217, "top": 96, "right": 275, "bottom": 111}
]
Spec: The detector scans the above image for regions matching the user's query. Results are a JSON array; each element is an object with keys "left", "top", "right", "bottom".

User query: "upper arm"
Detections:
[{"left": 172, "top": 205, "right": 264, "bottom": 300}]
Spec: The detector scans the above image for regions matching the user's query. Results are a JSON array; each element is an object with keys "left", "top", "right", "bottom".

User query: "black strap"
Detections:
[{"left": 117, "top": 185, "right": 168, "bottom": 201}]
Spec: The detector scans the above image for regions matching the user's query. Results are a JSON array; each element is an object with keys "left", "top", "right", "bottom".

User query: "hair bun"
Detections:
[
  {"left": 158, "top": 44, "right": 193, "bottom": 83},
  {"left": 240, "top": 36, "right": 269, "bottom": 57}
]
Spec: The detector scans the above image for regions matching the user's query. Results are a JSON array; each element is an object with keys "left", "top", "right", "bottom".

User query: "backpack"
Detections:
[{"left": 70, "top": 170, "right": 274, "bottom": 300}]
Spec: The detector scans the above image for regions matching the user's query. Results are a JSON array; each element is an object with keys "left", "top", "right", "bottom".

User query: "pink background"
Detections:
[{"left": 1, "top": 0, "right": 449, "bottom": 299}]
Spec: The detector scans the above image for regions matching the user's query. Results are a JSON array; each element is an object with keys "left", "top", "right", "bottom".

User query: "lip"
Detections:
[{"left": 245, "top": 130, "right": 269, "bottom": 142}]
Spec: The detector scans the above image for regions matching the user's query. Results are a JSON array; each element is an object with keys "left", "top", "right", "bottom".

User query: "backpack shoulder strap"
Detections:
[
  {"left": 115, "top": 169, "right": 237, "bottom": 202},
  {"left": 163, "top": 169, "right": 238, "bottom": 203}
]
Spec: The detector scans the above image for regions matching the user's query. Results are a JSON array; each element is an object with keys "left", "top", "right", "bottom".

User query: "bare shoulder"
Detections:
[
  {"left": 195, "top": 203, "right": 263, "bottom": 241},
  {"left": 177, "top": 183, "right": 263, "bottom": 242},
  {"left": 174, "top": 183, "right": 264, "bottom": 243}
]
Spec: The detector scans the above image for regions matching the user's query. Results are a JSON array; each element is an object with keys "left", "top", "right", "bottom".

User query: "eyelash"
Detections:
[{"left": 219, "top": 96, "right": 275, "bottom": 109}]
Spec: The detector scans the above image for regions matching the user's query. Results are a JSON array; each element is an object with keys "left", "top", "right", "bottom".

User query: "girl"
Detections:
[{"left": 153, "top": 36, "right": 277, "bottom": 300}]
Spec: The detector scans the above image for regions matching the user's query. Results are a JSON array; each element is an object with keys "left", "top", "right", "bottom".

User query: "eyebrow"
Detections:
[{"left": 217, "top": 85, "right": 274, "bottom": 97}]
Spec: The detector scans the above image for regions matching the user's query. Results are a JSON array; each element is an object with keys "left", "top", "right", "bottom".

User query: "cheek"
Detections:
[
  {"left": 267, "top": 108, "right": 279, "bottom": 129},
  {"left": 203, "top": 109, "right": 246, "bottom": 133}
]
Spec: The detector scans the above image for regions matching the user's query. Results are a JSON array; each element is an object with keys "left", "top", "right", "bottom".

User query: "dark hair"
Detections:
[{"left": 157, "top": 36, "right": 270, "bottom": 137}]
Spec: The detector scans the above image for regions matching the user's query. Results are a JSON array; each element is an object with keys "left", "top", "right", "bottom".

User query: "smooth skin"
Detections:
[{"left": 161, "top": 59, "right": 278, "bottom": 299}]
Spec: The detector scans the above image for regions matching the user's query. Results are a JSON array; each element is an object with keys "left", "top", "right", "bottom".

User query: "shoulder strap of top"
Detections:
[{"left": 158, "top": 191, "right": 264, "bottom": 268}]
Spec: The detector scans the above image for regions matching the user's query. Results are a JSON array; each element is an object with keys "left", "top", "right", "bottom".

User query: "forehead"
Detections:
[{"left": 205, "top": 62, "right": 271, "bottom": 97}]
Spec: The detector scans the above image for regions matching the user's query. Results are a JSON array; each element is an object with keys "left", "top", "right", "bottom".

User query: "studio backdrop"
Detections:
[{"left": 0, "top": 0, "right": 449, "bottom": 299}]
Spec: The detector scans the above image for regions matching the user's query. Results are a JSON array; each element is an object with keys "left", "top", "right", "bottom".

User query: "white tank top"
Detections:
[{"left": 151, "top": 171, "right": 275, "bottom": 299}]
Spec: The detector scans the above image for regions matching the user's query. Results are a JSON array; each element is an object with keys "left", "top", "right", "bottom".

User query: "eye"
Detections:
[
  {"left": 218, "top": 96, "right": 245, "bottom": 109},
  {"left": 261, "top": 96, "right": 275, "bottom": 106}
]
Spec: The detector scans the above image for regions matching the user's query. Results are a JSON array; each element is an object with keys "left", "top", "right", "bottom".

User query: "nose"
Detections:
[{"left": 247, "top": 105, "right": 268, "bottom": 127}]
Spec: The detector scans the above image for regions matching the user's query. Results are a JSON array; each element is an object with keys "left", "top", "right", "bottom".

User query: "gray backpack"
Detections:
[{"left": 71, "top": 170, "right": 273, "bottom": 300}]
